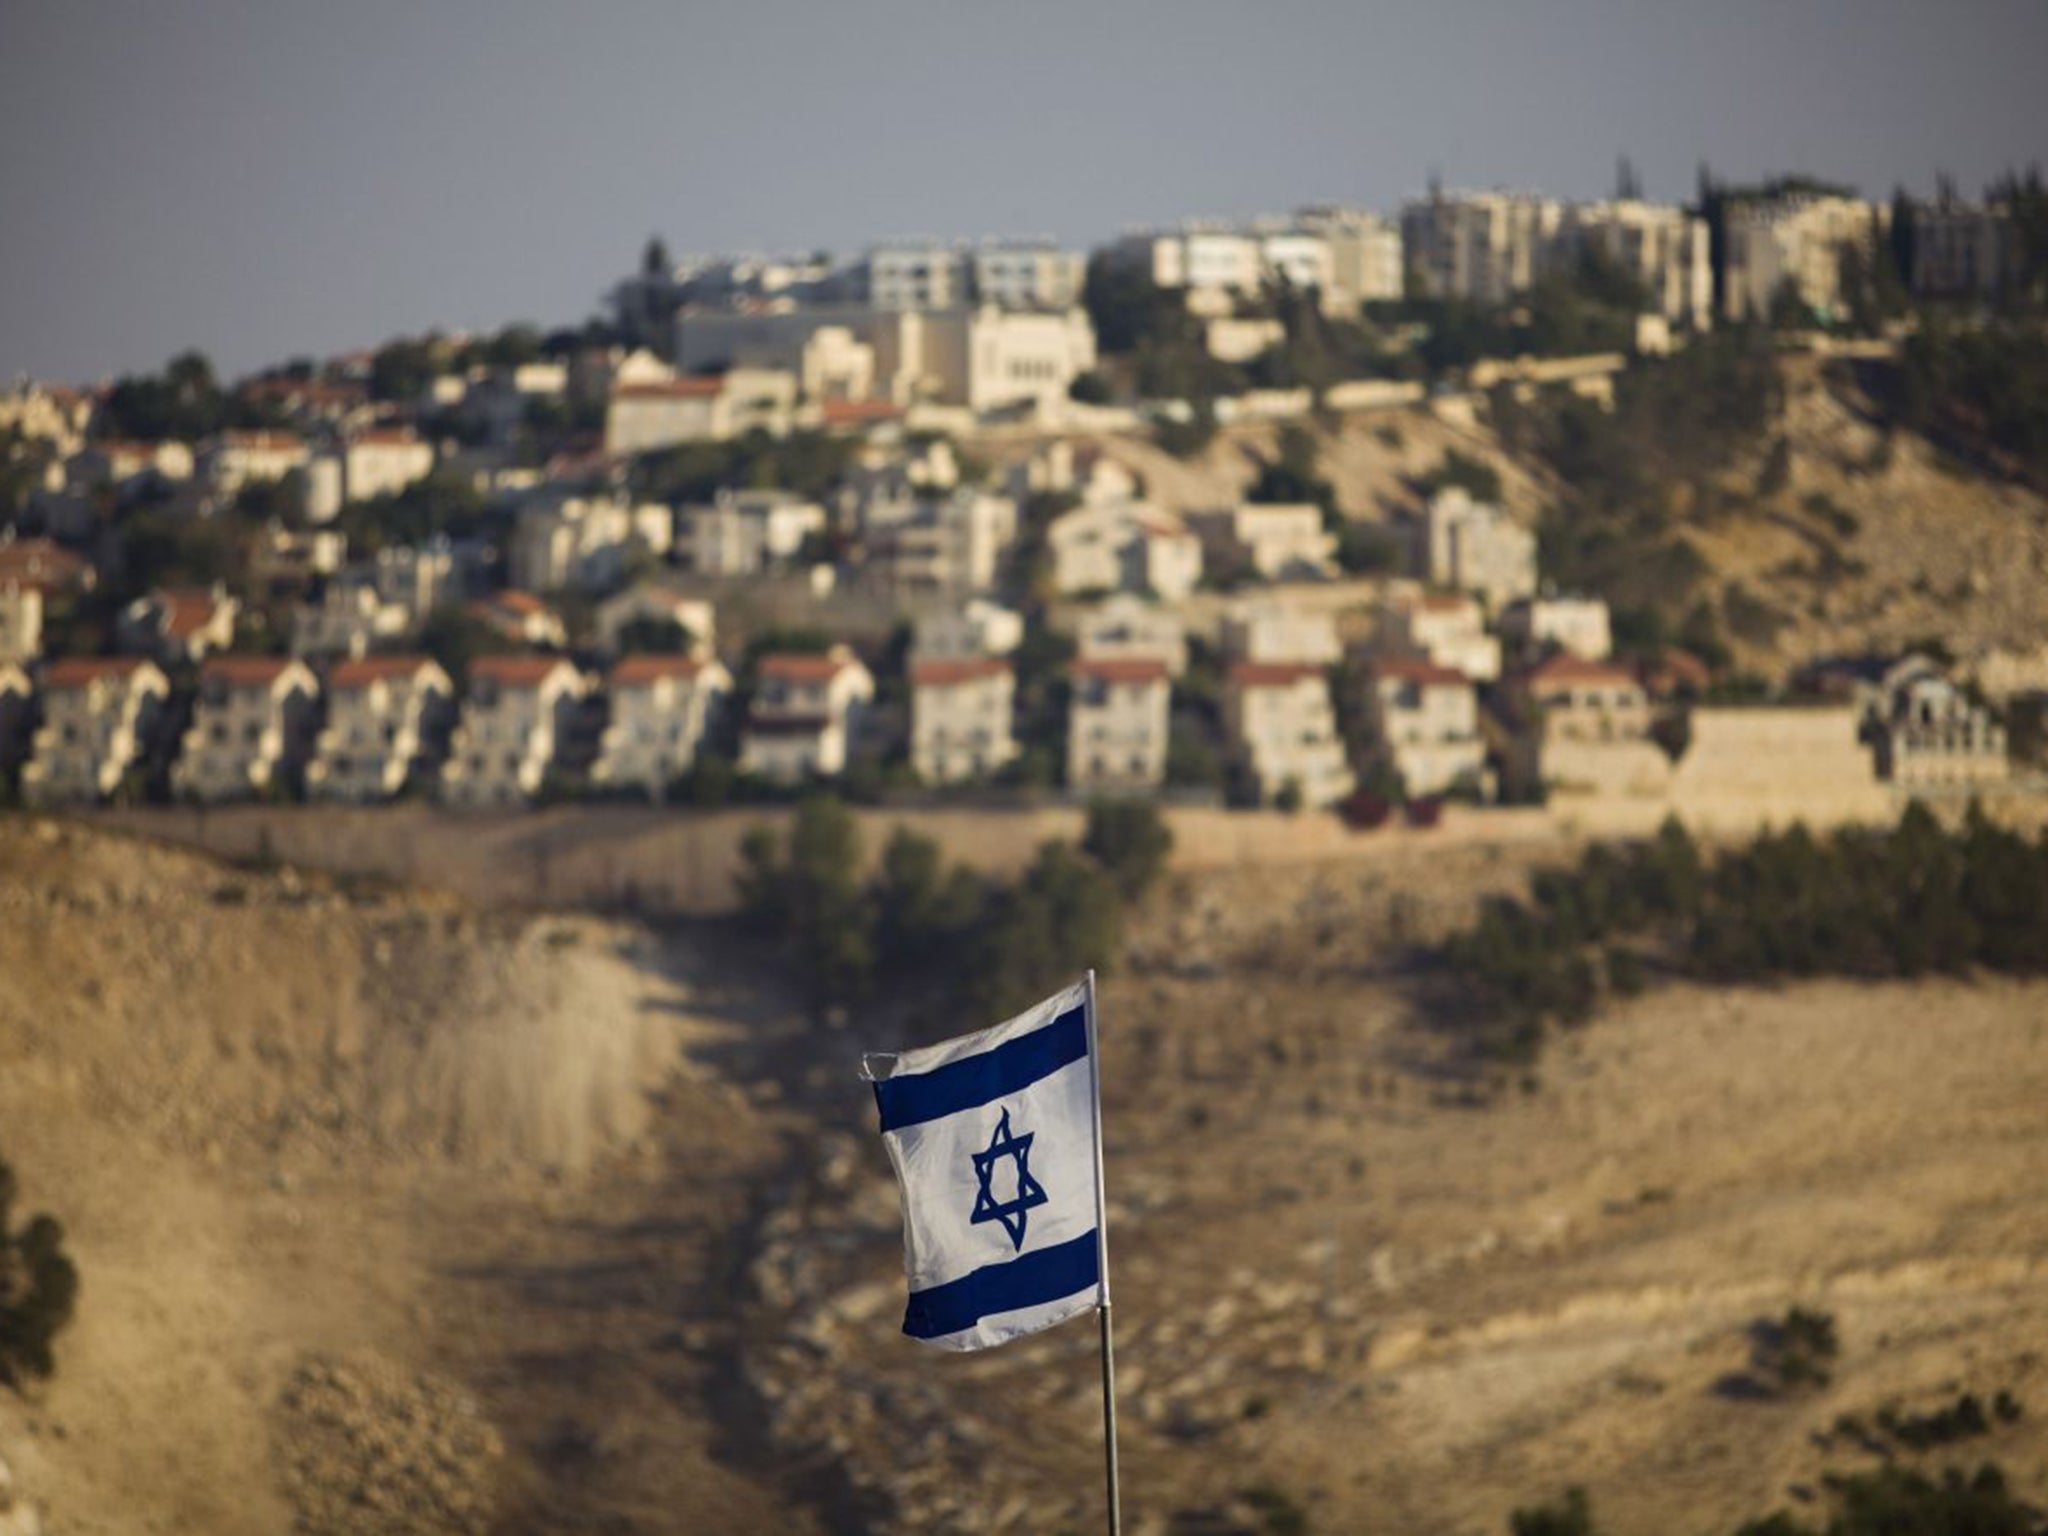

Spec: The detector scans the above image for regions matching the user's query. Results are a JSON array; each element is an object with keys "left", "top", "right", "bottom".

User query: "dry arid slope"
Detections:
[{"left": 0, "top": 821, "right": 2044, "bottom": 1534}]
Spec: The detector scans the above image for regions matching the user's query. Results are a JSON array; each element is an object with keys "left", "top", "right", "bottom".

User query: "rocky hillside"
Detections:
[{"left": 1, "top": 821, "right": 2045, "bottom": 1534}]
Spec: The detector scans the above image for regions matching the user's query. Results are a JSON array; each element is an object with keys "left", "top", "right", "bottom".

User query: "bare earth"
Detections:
[{"left": 0, "top": 821, "right": 2044, "bottom": 1534}]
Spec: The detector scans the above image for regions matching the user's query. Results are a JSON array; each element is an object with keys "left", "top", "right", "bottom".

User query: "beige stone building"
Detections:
[
  {"left": 1066, "top": 656, "right": 1171, "bottom": 793},
  {"left": 24, "top": 657, "right": 169, "bottom": 804},
  {"left": 682, "top": 489, "right": 828, "bottom": 578},
  {"left": 1499, "top": 595, "right": 1613, "bottom": 661},
  {"left": 1400, "top": 191, "right": 1565, "bottom": 305},
  {"left": 307, "top": 655, "right": 455, "bottom": 802},
  {"left": 201, "top": 430, "right": 310, "bottom": 497},
  {"left": 862, "top": 489, "right": 1018, "bottom": 596},
  {"left": 1864, "top": 658, "right": 2009, "bottom": 789},
  {"left": 1047, "top": 502, "right": 1203, "bottom": 602},
  {"left": 1359, "top": 658, "right": 1487, "bottom": 798},
  {"left": 172, "top": 656, "right": 321, "bottom": 802},
  {"left": 291, "top": 576, "right": 410, "bottom": 661},
  {"left": 1075, "top": 594, "right": 1187, "bottom": 676},
  {"left": 0, "top": 661, "right": 31, "bottom": 787},
  {"left": 593, "top": 655, "right": 733, "bottom": 799},
  {"left": 914, "top": 599, "right": 1024, "bottom": 660},
  {"left": 740, "top": 647, "right": 874, "bottom": 785},
  {"left": 1376, "top": 588, "right": 1502, "bottom": 682},
  {"left": 1721, "top": 193, "right": 1884, "bottom": 324},
  {"left": 603, "top": 370, "right": 798, "bottom": 455},
  {"left": 1416, "top": 488, "right": 1537, "bottom": 613},
  {"left": 1222, "top": 600, "right": 1341, "bottom": 666},
  {"left": 1910, "top": 201, "right": 2023, "bottom": 301},
  {"left": 441, "top": 655, "right": 593, "bottom": 807},
  {"left": 910, "top": 657, "right": 1017, "bottom": 785},
  {"left": 1508, "top": 655, "right": 1670, "bottom": 799},
  {"left": 1188, "top": 503, "right": 1335, "bottom": 580},
  {"left": 1224, "top": 662, "right": 1352, "bottom": 808},
  {"left": 1559, "top": 200, "right": 1714, "bottom": 328}
]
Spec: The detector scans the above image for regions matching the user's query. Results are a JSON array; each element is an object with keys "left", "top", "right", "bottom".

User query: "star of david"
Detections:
[{"left": 969, "top": 1106, "right": 1048, "bottom": 1251}]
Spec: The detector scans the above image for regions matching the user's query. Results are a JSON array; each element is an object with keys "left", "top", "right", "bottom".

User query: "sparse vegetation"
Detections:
[{"left": 1439, "top": 806, "right": 2048, "bottom": 1058}]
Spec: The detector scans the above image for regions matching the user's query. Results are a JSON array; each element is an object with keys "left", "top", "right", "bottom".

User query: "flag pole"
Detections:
[{"left": 1084, "top": 968, "right": 1122, "bottom": 1536}]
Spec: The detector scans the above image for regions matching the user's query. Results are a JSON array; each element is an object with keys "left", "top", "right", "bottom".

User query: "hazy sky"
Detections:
[{"left": 4, "top": 0, "right": 2044, "bottom": 384}]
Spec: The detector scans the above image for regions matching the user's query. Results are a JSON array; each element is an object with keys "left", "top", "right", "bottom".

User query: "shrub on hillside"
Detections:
[{"left": 0, "top": 1155, "right": 79, "bottom": 1390}]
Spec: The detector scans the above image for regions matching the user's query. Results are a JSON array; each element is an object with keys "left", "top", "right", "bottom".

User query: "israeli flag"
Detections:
[{"left": 863, "top": 979, "right": 1106, "bottom": 1351}]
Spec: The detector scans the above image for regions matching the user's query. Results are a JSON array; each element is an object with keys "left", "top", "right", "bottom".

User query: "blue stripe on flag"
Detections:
[
  {"left": 901, "top": 1229, "right": 1101, "bottom": 1340},
  {"left": 871, "top": 1004, "right": 1088, "bottom": 1133}
]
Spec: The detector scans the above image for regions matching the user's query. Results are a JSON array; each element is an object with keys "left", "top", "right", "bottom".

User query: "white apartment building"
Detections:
[
  {"left": 603, "top": 370, "right": 798, "bottom": 455},
  {"left": 1066, "top": 656, "right": 1171, "bottom": 793},
  {"left": 1047, "top": 502, "right": 1203, "bottom": 602},
  {"left": 375, "top": 540, "right": 457, "bottom": 621},
  {"left": 64, "top": 439, "right": 194, "bottom": 494},
  {"left": 172, "top": 656, "right": 321, "bottom": 802},
  {"left": 344, "top": 428, "right": 435, "bottom": 502},
  {"left": 201, "top": 431, "right": 310, "bottom": 497},
  {"left": 969, "top": 245, "right": 1088, "bottom": 310},
  {"left": 1188, "top": 502, "right": 1336, "bottom": 580},
  {"left": 1499, "top": 595, "right": 1613, "bottom": 661},
  {"left": 118, "top": 585, "right": 240, "bottom": 665},
  {"left": 23, "top": 657, "right": 169, "bottom": 804},
  {"left": 593, "top": 654, "right": 733, "bottom": 799},
  {"left": 862, "top": 489, "right": 1018, "bottom": 596},
  {"left": 1911, "top": 201, "right": 2023, "bottom": 301},
  {"left": 1559, "top": 200, "right": 1714, "bottom": 329},
  {"left": 1225, "top": 662, "right": 1351, "bottom": 808},
  {"left": 1376, "top": 588, "right": 1502, "bottom": 683},
  {"left": 307, "top": 655, "right": 455, "bottom": 802},
  {"left": 1400, "top": 191, "right": 1566, "bottom": 305},
  {"left": 1222, "top": 601, "right": 1341, "bottom": 666},
  {"left": 510, "top": 492, "right": 648, "bottom": 594},
  {"left": 1864, "top": 658, "right": 2010, "bottom": 789},
  {"left": 1075, "top": 594, "right": 1187, "bottom": 676},
  {"left": 914, "top": 599, "right": 1025, "bottom": 660},
  {"left": 441, "top": 655, "right": 592, "bottom": 807},
  {"left": 1509, "top": 654, "right": 1669, "bottom": 799},
  {"left": 682, "top": 489, "right": 828, "bottom": 577},
  {"left": 674, "top": 304, "right": 1097, "bottom": 413},
  {"left": 291, "top": 576, "right": 410, "bottom": 661},
  {"left": 910, "top": 657, "right": 1017, "bottom": 784},
  {"left": 1417, "top": 488, "right": 1538, "bottom": 613},
  {"left": 1294, "top": 207, "right": 1406, "bottom": 308},
  {"left": 1361, "top": 658, "right": 1487, "bottom": 798},
  {"left": 740, "top": 647, "right": 875, "bottom": 784},
  {"left": 0, "top": 582, "right": 42, "bottom": 664},
  {"left": 1721, "top": 193, "right": 1884, "bottom": 324}
]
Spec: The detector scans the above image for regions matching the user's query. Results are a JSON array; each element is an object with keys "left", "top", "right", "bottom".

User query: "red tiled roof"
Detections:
[
  {"left": 329, "top": 655, "right": 439, "bottom": 690},
  {"left": 485, "top": 590, "right": 549, "bottom": 616},
  {"left": 614, "top": 379, "right": 724, "bottom": 400},
  {"left": 821, "top": 399, "right": 905, "bottom": 425},
  {"left": 469, "top": 654, "right": 574, "bottom": 688},
  {"left": 1071, "top": 657, "right": 1170, "bottom": 685},
  {"left": 1415, "top": 592, "right": 1476, "bottom": 613},
  {"left": 758, "top": 652, "right": 852, "bottom": 682},
  {"left": 201, "top": 655, "right": 300, "bottom": 688},
  {"left": 44, "top": 656, "right": 151, "bottom": 688},
  {"left": 1525, "top": 654, "right": 1638, "bottom": 689},
  {"left": 1638, "top": 647, "right": 1711, "bottom": 688},
  {"left": 0, "top": 539, "right": 92, "bottom": 591},
  {"left": 216, "top": 430, "right": 305, "bottom": 452},
  {"left": 911, "top": 657, "right": 1011, "bottom": 687},
  {"left": 1373, "top": 658, "right": 1470, "bottom": 688},
  {"left": 611, "top": 655, "right": 711, "bottom": 686},
  {"left": 1228, "top": 662, "right": 1327, "bottom": 689},
  {"left": 155, "top": 586, "right": 229, "bottom": 639}
]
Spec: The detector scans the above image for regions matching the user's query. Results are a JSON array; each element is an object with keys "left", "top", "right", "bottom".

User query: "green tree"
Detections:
[
  {"left": 0, "top": 1155, "right": 79, "bottom": 1389},
  {"left": 737, "top": 797, "right": 875, "bottom": 1016},
  {"left": 1510, "top": 1487, "right": 1597, "bottom": 1536},
  {"left": 1082, "top": 799, "right": 1174, "bottom": 902}
]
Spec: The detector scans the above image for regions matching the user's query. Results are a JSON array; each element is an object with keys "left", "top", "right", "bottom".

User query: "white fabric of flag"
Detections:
[{"left": 862, "top": 980, "right": 1105, "bottom": 1352}]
